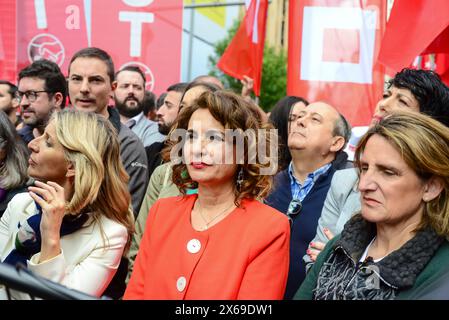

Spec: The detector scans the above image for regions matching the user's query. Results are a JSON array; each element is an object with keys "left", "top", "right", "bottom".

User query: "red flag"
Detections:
[
  {"left": 217, "top": 0, "right": 268, "bottom": 96},
  {"left": 378, "top": 0, "right": 449, "bottom": 75},
  {"left": 436, "top": 53, "right": 449, "bottom": 86},
  {"left": 287, "top": 0, "right": 386, "bottom": 126}
]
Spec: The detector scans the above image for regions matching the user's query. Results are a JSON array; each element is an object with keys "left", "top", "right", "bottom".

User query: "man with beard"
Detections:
[
  {"left": 114, "top": 66, "right": 164, "bottom": 147},
  {"left": 16, "top": 60, "right": 66, "bottom": 144},
  {"left": 0, "top": 80, "right": 20, "bottom": 127}
]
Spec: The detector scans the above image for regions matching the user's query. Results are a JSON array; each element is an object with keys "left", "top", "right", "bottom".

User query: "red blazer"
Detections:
[{"left": 124, "top": 195, "right": 290, "bottom": 300}]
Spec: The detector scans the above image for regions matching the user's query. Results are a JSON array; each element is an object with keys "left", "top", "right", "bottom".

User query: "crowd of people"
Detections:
[{"left": 0, "top": 46, "right": 449, "bottom": 300}]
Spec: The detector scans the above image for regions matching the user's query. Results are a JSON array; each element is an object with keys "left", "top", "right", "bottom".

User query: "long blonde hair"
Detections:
[
  {"left": 52, "top": 109, "right": 134, "bottom": 251},
  {"left": 355, "top": 111, "right": 449, "bottom": 237}
]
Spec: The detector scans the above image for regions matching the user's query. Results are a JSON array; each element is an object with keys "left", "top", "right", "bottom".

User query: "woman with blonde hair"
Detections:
[
  {"left": 296, "top": 111, "right": 449, "bottom": 300},
  {"left": 0, "top": 110, "right": 30, "bottom": 217},
  {"left": 125, "top": 90, "right": 289, "bottom": 299},
  {"left": 0, "top": 109, "right": 134, "bottom": 299}
]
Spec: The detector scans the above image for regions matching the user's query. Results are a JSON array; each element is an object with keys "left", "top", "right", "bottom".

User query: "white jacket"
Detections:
[{"left": 0, "top": 193, "right": 128, "bottom": 299}]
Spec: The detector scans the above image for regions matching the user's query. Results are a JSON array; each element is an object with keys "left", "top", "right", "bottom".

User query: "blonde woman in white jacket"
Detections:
[{"left": 0, "top": 109, "right": 134, "bottom": 299}]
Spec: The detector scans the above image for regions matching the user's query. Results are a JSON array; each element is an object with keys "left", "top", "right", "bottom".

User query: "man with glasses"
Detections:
[
  {"left": 264, "top": 101, "right": 351, "bottom": 299},
  {"left": 16, "top": 59, "right": 66, "bottom": 144}
]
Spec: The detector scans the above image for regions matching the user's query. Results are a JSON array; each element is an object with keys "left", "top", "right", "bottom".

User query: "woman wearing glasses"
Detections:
[
  {"left": 125, "top": 91, "right": 290, "bottom": 299},
  {"left": 0, "top": 109, "right": 134, "bottom": 299},
  {"left": 0, "top": 111, "right": 30, "bottom": 217},
  {"left": 296, "top": 111, "right": 449, "bottom": 300}
]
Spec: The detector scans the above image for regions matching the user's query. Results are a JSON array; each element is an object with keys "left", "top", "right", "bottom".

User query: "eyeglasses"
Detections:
[
  {"left": 287, "top": 198, "right": 302, "bottom": 226},
  {"left": 14, "top": 90, "right": 49, "bottom": 103}
]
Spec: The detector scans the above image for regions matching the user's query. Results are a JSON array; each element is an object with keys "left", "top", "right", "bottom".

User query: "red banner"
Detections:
[
  {"left": 15, "top": 0, "right": 88, "bottom": 77},
  {"left": 287, "top": 0, "right": 386, "bottom": 126},
  {"left": 91, "top": 0, "right": 183, "bottom": 94},
  {"left": 0, "top": 0, "right": 16, "bottom": 82}
]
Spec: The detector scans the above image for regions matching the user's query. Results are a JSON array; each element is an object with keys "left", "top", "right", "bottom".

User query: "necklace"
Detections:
[{"left": 196, "top": 201, "right": 235, "bottom": 231}]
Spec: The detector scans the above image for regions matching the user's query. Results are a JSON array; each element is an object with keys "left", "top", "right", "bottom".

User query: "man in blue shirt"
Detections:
[{"left": 265, "top": 101, "right": 351, "bottom": 299}]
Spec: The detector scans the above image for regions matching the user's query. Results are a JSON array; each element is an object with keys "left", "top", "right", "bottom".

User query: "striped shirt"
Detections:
[{"left": 288, "top": 162, "right": 331, "bottom": 202}]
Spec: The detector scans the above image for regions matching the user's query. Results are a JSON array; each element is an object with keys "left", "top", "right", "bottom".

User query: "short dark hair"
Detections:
[
  {"left": 333, "top": 113, "right": 352, "bottom": 151},
  {"left": 179, "top": 81, "right": 222, "bottom": 110},
  {"left": 0, "top": 80, "right": 17, "bottom": 97},
  {"left": 18, "top": 59, "right": 67, "bottom": 107},
  {"left": 69, "top": 47, "right": 115, "bottom": 83},
  {"left": 157, "top": 92, "right": 167, "bottom": 109},
  {"left": 115, "top": 66, "right": 146, "bottom": 86},
  {"left": 166, "top": 82, "right": 188, "bottom": 93},
  {"left": 142, "top": 91, "right": 156, "bottom": 117},
  {"left": 389, "top": 68, "right": 449, "bottom": 127}
]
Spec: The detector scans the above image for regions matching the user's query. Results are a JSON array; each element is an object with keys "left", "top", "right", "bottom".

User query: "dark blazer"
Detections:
[
  {"left": 264, "top": 152, "right": 350, "bottom": 299},
  {"left": 145, "top": 141, "right": 165, "bottom": 180}
]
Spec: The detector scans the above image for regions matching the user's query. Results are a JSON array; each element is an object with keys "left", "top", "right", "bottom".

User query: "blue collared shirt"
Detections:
[{"left": 288, "top": 162, "right": 332, "bottom": 202}]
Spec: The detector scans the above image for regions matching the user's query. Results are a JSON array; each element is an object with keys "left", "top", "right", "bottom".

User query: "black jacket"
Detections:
[
  {"left": 307, "top": 215, "right": 445, "bottom": 300},
  {"left": 264, "top": 152, "right": 350, "bottom": 299}
]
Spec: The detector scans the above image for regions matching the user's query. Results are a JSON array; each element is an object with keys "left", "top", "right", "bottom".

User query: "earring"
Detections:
[{"left": 236, "top": 167, "right": 244, "bottom": 192}]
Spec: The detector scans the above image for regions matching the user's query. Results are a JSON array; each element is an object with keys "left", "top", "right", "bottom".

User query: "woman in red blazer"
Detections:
[{"left": 125, "top": 90, "right": 290, "bottom": 300}]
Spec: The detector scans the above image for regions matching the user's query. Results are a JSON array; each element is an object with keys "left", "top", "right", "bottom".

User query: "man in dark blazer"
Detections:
[{"left": 265, "top": 101, "right": 351, "bottom": 299}]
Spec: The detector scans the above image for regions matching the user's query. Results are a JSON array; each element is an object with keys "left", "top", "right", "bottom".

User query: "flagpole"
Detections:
[
  {"left": 184, "top": 1, "right": 271, "bottom": 9},
  {"left": 187, "top": 0, "right": 195, "bottom": 81}
]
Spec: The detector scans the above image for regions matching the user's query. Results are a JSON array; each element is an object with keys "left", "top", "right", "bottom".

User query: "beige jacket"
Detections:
[{"left": 127, "top": 163, "right": 180, "bottom": 281}]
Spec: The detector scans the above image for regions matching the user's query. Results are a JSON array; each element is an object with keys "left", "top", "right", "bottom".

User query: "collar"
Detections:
[
  {"left": 130, "top": 112, "right": 144, "bottom": 124},
  {"left": 334, "top": 215, "right": 444, "bottom": 289},
  {"left": 288, "top": 162, "right": 331, "bottom": 186},
  {"left": 107, "top": 106, "right": 121, "bottom": 133}
]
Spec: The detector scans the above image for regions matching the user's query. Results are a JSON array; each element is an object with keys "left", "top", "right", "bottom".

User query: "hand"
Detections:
[
  {"left": 241, "top": 75, "right": 254, "bottom": 98},
  {"left": 307, "top": 228, "right": 335, "bottom": 262},
  {"left": 29, "top": 181, "right": 66, "bottom": 262}
]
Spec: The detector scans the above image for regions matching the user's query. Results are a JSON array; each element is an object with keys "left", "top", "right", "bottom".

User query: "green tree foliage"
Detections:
[{"left": 208, "top": 19, "right": 287, "bottom": 112}]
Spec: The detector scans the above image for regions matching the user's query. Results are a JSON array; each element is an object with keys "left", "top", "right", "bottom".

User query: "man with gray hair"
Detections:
[{"left": 264, "top": 101, "right": 351, "bottom": 299}]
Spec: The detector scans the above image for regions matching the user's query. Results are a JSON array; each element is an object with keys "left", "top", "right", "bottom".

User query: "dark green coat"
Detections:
[{"left": 295, "top": 215, "right": 449, "bottom": 300}]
